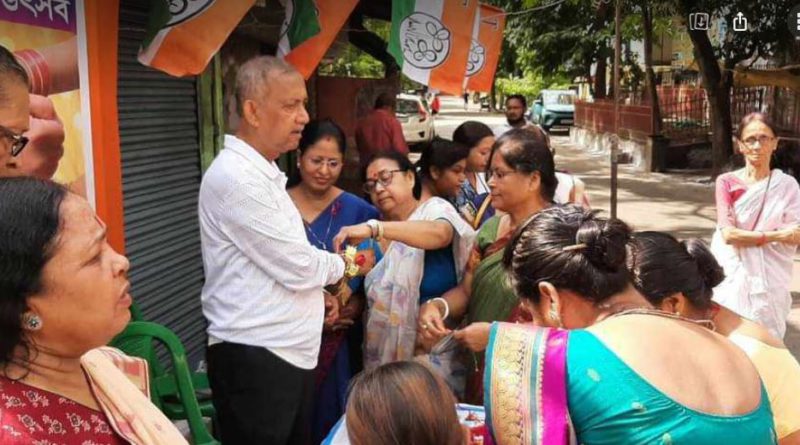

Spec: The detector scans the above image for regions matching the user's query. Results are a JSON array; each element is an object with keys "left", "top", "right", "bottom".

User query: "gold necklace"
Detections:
[{"left": 605, "top": 307, "right": 716, "bottom": 331}]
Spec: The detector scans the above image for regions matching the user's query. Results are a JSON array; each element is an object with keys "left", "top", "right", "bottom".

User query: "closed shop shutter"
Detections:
[{"left": 117, "top": 0, "right": 207, "bottom": 366}]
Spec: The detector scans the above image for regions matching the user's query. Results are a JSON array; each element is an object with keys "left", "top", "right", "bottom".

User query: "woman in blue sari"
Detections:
[{"left": 287, "top": 119, "right": 378, "bottom": 444}]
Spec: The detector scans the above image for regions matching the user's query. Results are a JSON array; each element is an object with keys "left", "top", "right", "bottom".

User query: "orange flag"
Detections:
[
  {"left": 280, "top": 0, "right": 359, "bottom": 79},
  {"left": 466, "top": 4, "right": 505, "bottom": 92},
  {"left": 389, "top": 0, "right": 479, "bottom": 95},
  {"left": 139, "top": 0, "right": 255, "bottom": 77}
]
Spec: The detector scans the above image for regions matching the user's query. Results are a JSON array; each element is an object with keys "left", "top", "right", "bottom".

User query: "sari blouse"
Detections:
[
  {"left": 730, "top": 333, "right": 800, "bottom": 439},
  {"left": 484, "top": 323, "right": 778, "bottom": 445},
  {"left": 0, "top": 377, "right": 127, "bottom": 444},
  {"left": 0, "top": 347, "right": 188, "bottom": 445}
]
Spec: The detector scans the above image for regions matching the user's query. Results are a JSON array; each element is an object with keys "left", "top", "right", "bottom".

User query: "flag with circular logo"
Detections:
[
  {"left": 278, "top": 0, "right": 359, "bottom": 79},
  {"left": 465, "top": 4, "right": 505, "bottom": 92},
  {"left": 138, "top": 0, "right": 255, "bottom": 77},
  {"left": 389, "top": 0, "right": 479, "bottom": 95}
]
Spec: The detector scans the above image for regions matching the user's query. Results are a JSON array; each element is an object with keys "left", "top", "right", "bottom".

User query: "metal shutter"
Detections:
[{"left": 118, "top": 0, "right": 207, "bottom": 367}]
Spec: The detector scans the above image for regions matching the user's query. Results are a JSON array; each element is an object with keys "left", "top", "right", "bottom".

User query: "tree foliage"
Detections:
[{"left": 319, "top": 19, "right": 390, "bottom": 78}]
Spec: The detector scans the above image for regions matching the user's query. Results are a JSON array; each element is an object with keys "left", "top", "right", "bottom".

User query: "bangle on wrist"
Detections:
[
  {"left": 376, "top": 220, "right": 385, "bottom": 241},
  {"left": 430, "top": 297, "right": 450, "bottom": 321},
  {"left": 366, "top": 219, "right": 382, "bottom": 240}
]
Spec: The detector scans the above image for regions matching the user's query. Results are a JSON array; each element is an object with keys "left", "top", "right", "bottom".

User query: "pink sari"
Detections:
[
  {"left": 711, "top": 169, "right": 800, "bottom": 338},
  {"left": 484, "top": 322, "right": 575, "bottom": 445}
]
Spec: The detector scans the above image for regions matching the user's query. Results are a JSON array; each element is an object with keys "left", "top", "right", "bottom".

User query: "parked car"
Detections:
[
  {"left": 397, "top": 93, "right": 435, "bottom": 147},
  {"left": 528, "top": 90, "right": 576, "bottom": 131}
]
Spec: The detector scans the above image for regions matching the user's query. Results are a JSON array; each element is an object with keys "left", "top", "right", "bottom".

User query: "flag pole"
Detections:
[{"left": 611, "top": 0, "right": 621, "bottom": 219}]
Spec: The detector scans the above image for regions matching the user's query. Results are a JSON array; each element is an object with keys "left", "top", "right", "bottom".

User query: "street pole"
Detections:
[{"left": 611, "top": 0, "right": 621, "bottom": 219}]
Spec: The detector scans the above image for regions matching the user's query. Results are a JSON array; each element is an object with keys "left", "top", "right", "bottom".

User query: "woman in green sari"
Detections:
[{"left": 417, "top": 127, "right": 556, "bottom": 403}]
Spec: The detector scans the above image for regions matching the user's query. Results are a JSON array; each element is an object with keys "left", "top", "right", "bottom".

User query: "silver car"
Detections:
[{"left": 396, "top": 93, "right": 435, "bottom": 146}]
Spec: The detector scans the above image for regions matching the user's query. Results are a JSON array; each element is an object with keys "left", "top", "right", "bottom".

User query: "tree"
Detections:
[
  {"left": 673, "top": 0, "right": 794, "bottom": 176},
  {"left": 487, "top": 0, "right": 613, "bottom": 91}
]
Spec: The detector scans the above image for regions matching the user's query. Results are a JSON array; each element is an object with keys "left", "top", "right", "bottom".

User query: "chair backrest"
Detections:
[
  {"left": 129, "top": 300, "right": 146, "bottom": 322},
  {"left": 110, "top": 321, "right": 217, "bottom": 444}
]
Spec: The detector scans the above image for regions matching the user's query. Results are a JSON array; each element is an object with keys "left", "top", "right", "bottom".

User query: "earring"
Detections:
[
  {"left": 548, "top": 307, "right": 563, "bottom": 328},
  {"left": 22, "top": 313, "right": 42, "bottom": 331}
]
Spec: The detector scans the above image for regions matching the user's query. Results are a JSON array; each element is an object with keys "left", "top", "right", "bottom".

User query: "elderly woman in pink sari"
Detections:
[{"left": 711, "top": 112, "right": 800, "bottom": 339}]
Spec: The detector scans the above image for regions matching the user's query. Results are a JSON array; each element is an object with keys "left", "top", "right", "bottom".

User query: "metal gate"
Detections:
[{"left": 117, "top": 0, "right": 207, "bottom": 366}]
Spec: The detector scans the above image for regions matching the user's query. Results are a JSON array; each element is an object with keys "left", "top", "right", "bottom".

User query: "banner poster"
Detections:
[{"left": 0, "top": 0, "right": 95, "bottom": 205}]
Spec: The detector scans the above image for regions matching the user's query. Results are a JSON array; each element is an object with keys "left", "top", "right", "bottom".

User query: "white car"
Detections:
[{"left": 397, "top": 94, "right": 435, "bottom": 146}]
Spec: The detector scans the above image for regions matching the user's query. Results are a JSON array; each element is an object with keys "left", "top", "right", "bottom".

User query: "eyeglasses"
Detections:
[
  {"left": 486, "top": 167, "right": 518, "bottom": 181},
  {"left": 0, "top": 125, "right": 29, "bottom": 157},
  {"left": 363, "top": 169, "right": 404, "bottom": 193},
  {"left": 306, "top": 157, "right": 342, "bottom": 169},
  {"left": 740, "top": 135, "right": 776, "bottom": 148}
]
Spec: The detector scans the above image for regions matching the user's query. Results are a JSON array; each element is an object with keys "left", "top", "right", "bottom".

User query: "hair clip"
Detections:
[{"left": 562, "top": 243, "right": 587, "bottom": 252}]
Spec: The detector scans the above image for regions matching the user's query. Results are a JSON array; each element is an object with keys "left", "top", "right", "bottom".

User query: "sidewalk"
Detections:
[{"left": 551, "top": 134, "right": 800, "bottom": 358}]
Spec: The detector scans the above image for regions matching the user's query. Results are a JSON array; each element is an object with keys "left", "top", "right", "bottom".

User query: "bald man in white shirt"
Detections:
[{"left": 199, "top": 56, "right": 345, "bottom": 445}]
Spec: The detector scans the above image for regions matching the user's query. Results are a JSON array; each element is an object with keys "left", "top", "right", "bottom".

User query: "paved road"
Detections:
[{"left": 431, "top": 96, "right": 800, "bottom": 358}]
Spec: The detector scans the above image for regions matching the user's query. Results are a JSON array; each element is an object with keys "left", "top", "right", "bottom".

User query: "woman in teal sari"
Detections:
[
  {"left": 484, "top": 205, "right": 776, "bottom": 444},
  {"left": 417, "top": 127, "right": 555, "bottom": 404},
  {"left": 287, "top": 119, "right": 379, "bottom": 444}
]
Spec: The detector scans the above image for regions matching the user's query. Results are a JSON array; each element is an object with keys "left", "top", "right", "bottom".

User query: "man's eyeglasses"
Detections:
[
  {"left": 740, "top": 135, "right": 776, "bottom": 149},
  {"left": 363, "top": 169, "right": 404, "bottom": 193},
  {"left": 0, "top": 125, "right": 29, "bottom": 157}
]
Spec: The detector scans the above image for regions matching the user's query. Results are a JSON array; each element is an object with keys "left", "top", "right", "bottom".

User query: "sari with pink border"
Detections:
[{"left": 484, "top": 322, "right": 575, "bottom": 445}]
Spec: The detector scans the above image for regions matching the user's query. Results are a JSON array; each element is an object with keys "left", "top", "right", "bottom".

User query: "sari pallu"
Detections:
[
  {"left": 711, "top": 169, "right": 800, "bottom": 338},
  {"left": 484, "top": 322, "right": 575, "bottom": 445},
  {"left": 363, "top": 197, "right": 476, "bottom": 388},
  {"left": 81, "top": 347, "right": 190, "bottom": 445},
  {"left": 464, "top": 215, "right": 530, "bottom": 404}
]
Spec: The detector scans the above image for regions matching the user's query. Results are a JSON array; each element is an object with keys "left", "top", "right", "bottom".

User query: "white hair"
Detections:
[{"left": 234, "top": 55, "right": 299, "bottom": 115}]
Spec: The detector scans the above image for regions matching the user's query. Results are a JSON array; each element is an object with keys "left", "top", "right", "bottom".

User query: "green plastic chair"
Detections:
[{"left": 111, "top": 321, "right": 219, "bottom": 445}]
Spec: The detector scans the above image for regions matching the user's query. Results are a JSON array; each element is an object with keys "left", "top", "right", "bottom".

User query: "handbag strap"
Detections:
[{"left": 473, "top": 194, "right": 493, "bottom": 230}]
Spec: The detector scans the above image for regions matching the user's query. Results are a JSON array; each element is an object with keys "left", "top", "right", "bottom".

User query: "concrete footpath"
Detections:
[
  {"left": 549, "top": 134, "right": 800, "bottom": 358},
  {"left": 429, "top": 98, "right": 800, "bottom": 357}
]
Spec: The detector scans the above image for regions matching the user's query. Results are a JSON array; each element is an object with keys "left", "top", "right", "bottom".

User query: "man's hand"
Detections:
[
  {"left": 323, "top": 292, "right": 340, "bottom": 332},
  {"left": 19, "top": 94, "right": 64, "bottom": 179},
  {"left": 332, "top": 292, "right": 363, "bottom": 331}
]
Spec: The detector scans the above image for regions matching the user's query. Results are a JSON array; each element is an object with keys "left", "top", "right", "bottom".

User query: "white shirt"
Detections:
[
  {"left": 198, "top": 135, "right": 344, "bottom": 369},
  {"left": 554, "top": 171, "right": 574, "bottom": 204},
  {"left": 474, "top": 172, "right": 489, "bottom": 195},
  {"left": 493, "top": 119, "right": 545, "bottom": 137}
]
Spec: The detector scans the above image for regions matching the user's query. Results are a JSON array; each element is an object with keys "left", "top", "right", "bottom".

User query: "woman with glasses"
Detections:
[
  {"left": 332, "top": 151, "right": 475, "bottom": 393},
  {"left": 710, "top": 112, "right": 800, "bottom": 339},
  {"left": 0, "top": 45, "right": 30, "bottom": 177},
  {"left": 417, "top": 128, "right": 556, "bottom": 404},
  {"left": 286, "top": 119, "right": 379, "bottom": 444}
]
